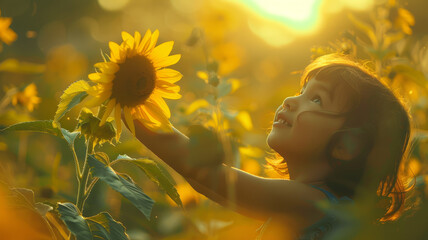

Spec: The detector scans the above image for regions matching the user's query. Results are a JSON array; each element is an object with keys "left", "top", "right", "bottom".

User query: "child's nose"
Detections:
[{"left": 282, "top": 96, "right": 298, "bottom": 111}]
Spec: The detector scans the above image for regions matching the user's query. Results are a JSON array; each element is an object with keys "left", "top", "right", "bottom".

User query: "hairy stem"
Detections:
[
  {"left": 76, "top": 137, "right": 93, "bottom": 212},
  {"left": 71, "top": 144, "right": 81, "bottom": 180}
]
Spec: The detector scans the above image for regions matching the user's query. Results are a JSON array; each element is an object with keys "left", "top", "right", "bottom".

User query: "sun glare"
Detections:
[{"left": 238, "top": 0, "right": 322, "bottom": 31}]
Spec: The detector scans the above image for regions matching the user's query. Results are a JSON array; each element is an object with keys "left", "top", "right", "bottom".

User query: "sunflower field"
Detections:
[{"left": 1, "top": 0, "right": 428, "bottom": 239}]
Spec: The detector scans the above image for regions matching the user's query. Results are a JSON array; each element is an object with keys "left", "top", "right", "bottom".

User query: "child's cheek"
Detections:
[{"left": 294, "top": 115, "right": 343, "bottom": 143}]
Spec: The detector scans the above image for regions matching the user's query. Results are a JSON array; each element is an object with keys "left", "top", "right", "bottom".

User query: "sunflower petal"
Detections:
[
  {"left": 149, "top": 41, "right": 174, "bottom": 60},
  {"left": 147, "top": 29, "right": 159, "bottom": 52},
  {"left": 149, "top": 94, "right": 171, "bottom": 118},
  {"left": 88, "top": 73, "right": 114, "bottom": 83},
  {"left": 82, "top": 93, "right": 110, "bottom": 108},
  {"left": 100, "top": 99, "right": 116, "bottom": 126},
  {"left": 121, "top": 31, "right": 134, "bottom": 48},
  {"left": 143, "top": 102, "right": 173, "bottom": 132},
  {"left": 153, "top": 54, "right": 181, "bottom": 69},
  {"left": 156, "top": 80, "right": 180, "bottom": 89},
  {"left": 114, "top": 103, "right": 122, "bottom": 141},
  {"left": 134, "top": 31, "right": 142, "bottom": 49},
  {"left": 94, "top": 62, "right": 119, "bottom": 74},
  {"left": 136, "top": 118, "right": 161, "bottom": 133},
  {"left": 156, "top": 68, "right": 182, "bottom": 83},
  {"left": 139, "top": 29, "right": 152, "bottom": 53},
  {"left": 156, "top": 81, "right": 180, "bottom": 92},
  {"left": 154, "top": 87, "right": 182, "bottom": 99},
  {"left": 124, "top": 106, "right": 135, "bottom": 136},
  {"left": 109, "top": 41, "right": 123, "bottom": 62},
  {"left": 144, "top": 100, "right": 170, "bottom": 124}
]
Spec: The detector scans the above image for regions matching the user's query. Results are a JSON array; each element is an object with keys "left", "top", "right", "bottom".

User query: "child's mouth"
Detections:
[{"left": 273, "top": 117, "right": 292, "bottom": 127}]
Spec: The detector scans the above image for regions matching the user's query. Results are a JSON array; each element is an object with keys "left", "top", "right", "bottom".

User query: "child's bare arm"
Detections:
[{"left": 132, "top": 120, "right": 324, "bottom": 222}]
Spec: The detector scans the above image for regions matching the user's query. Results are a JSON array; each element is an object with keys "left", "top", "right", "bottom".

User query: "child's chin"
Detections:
[{"left": 266, "top": 131, "right": 283, "bottom": 151}]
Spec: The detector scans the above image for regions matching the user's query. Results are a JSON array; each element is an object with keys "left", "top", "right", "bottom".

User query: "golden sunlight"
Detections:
[
  {"left": 97, "top": 0, "right": 130, "bottom": 11},
  {"left": 236, "top": 0, "right": 322, "bottom": 31},
  {"left": 227, "top": 0, "right": 374, "bottom": 47}
]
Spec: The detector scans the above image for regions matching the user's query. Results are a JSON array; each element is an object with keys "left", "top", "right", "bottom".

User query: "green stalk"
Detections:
[
  {"left": 76, "top": 137, "right": 93, "bottom": 212},
  {"left": 76, "top": 105, "right": 105, "bottom": 212}
]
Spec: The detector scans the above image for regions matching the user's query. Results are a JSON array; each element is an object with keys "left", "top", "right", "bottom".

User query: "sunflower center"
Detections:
[{"left": 112, "top": 55, "right": 156, "bottom": 107}]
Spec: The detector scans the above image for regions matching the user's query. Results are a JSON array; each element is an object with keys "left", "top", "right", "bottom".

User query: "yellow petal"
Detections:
[
  {"left": 154, "top": 87, "right": 182, "bottom": 99},
  {"left": 236, "top": 111, "right": 253, "bottom": 130},
  {"left": 136, "top": 118, "right": 162, "bottom": 132},
  {"left": 121, "top": 31, "right": 134, "bottom": 48},
  {"left": 100, "top": 99, "right": 116, "bottom": 126},
  {"left": 135, "top": 105, "right": 159, "bottom": 124},
  {"left": 114, "top": 103, "right": 122, "bottom": 141},
  {"left": 124, "top": 105, "right": 135, "bottom": 136},
  {"left": 95, "top": 62, "right": 119, "bottom": 74},
  {"left": 88, "top": 73, "right": 114, "bottom": 83},
  {"left": 156, "top": 80, "right": 180, "bottom": 89},
  {"left": 147, "top": 29, "right": 159, "bottom": 52},
  {"left": 185, "top": 99, "right": 210, "bottom": 115},
  {"left": 144, "top": 99, "right": 170, "bottom": 124},
  {"left": 139, "top": 29, "right": 152, "bottom": 53},
  {"left": 143, "top": 103, "right": 173, "bottom": 133},
  {"left": 156, "top": 82, "right": 180, "bottom": 93},
  {"left": 134, "top": 31, "right": 142, "bottom": 49},
  {"left": 82, "top": 91, "right": 110, "bottom": 108},
  {"left": 153, "top": 54, "right": 181, "bottom": 69},
  {"left": 156, "top": 68, "right": 182, "bottom": 83},
  {"left": 196, "top": 71, "right": 209, "bottom": 81},
  {"left": 149, "top": 41, "right": 174, "bottom": 60},
  {"left": 109, "top": 41, "right": 122, "bottom": 61},
  {"left": 149, "top": 94, "right": 170, "bottom": 118}
]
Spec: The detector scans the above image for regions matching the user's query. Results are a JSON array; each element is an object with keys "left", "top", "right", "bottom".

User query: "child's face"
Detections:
[{"left": 267, "top": 77, "right": 350, "bottom": 161}]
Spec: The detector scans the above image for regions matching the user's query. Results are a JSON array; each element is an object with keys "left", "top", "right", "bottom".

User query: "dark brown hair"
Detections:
[{"left": 266, "top": 53, "right": 414, "bottom": 222}]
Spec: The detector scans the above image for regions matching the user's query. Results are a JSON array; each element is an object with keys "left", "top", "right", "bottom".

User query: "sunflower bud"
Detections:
[{"left": 77, "top": 108, "right": 116, "bottom": 146}]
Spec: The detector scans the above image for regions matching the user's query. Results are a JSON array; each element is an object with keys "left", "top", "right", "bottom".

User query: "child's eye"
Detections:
[
  {"left": 311, "top": 95, "right": 322, "bottom": 105},
  {"left": 298, "top": 91, "right": 322, "bottom": 105}
]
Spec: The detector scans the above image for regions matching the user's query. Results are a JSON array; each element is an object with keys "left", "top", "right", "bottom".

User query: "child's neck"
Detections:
[{"left": 286, "top": 156, "right": 332, "bottom": 185}]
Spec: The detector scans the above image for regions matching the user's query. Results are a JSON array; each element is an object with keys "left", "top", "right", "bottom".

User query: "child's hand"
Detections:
[{"left": 187, "top": 125, "right": 224, "bottom": 167}]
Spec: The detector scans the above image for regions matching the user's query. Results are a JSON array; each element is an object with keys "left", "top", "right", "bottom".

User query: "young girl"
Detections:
[{"left": 126, "top": 53, "right": 412, "bottom": 239}]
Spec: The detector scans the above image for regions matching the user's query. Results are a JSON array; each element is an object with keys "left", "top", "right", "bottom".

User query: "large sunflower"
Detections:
[{"left": 84, "top": 30, "right": 182, "bottom": 140}]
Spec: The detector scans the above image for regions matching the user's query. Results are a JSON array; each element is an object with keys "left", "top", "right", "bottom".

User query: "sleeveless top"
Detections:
[{"left": 297, "top": 185, "right": 354, "bottom": 240}]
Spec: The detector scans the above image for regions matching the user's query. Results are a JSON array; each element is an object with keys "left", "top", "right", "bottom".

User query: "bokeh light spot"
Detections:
[{"left": 97, "top": 0, "right": 130, "bottom": 11}]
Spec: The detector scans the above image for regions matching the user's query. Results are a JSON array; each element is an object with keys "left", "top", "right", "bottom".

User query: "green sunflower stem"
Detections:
[{"left": 76, "top": 137, "right": 94, "bottom": 212}]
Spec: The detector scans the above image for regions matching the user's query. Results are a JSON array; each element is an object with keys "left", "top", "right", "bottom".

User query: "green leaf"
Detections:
[
  {"left": 61, "top": 128, "right": 80, "bottom": 146},
  {"left": 87, "top": 155, "right": 154, "bottom": 220},
  {"left": 0, "top": 120, "right": 62, "bottom": 137},
  {"left": 57, "top": 202, "right": 92, "bottom": 240},
  {"left": 348, "top": 13, "right": 378, "bottom": 47},
  {"left": 86, "top": 212, "right": 129, "bottom": 240},
  {"left": 93, "top": 152, "right": 110, "bottom": 165},
  {"left": 54, "top": 80, "right": 90, "bottom": 127},
  {"left": 116, "top": 155, "right": 182, "bottom": 207},
  {"left": 217, "top": 80, "right": 232, "bottom": 98},
  {"left": 57, "top": 202, "right": 129, "bottom": 240}
]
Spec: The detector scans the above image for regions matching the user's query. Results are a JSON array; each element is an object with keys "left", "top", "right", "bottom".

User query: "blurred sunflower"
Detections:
[
  {"left": 0, "top": 9, "right": 17, "bottom": 48},
  {"left": 11, "top": 83, "right": 41, "bottom": 112},
  {"left": 84, "top": 30, "right": 182, "bottom": 140},
  {"left": 388, "top": 0, "right": 414, "bottom": 35}
]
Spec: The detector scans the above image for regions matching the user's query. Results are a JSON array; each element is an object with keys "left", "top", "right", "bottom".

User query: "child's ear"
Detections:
[{"left": 330, "top": 130, "right": 364, "bottom": 162}]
